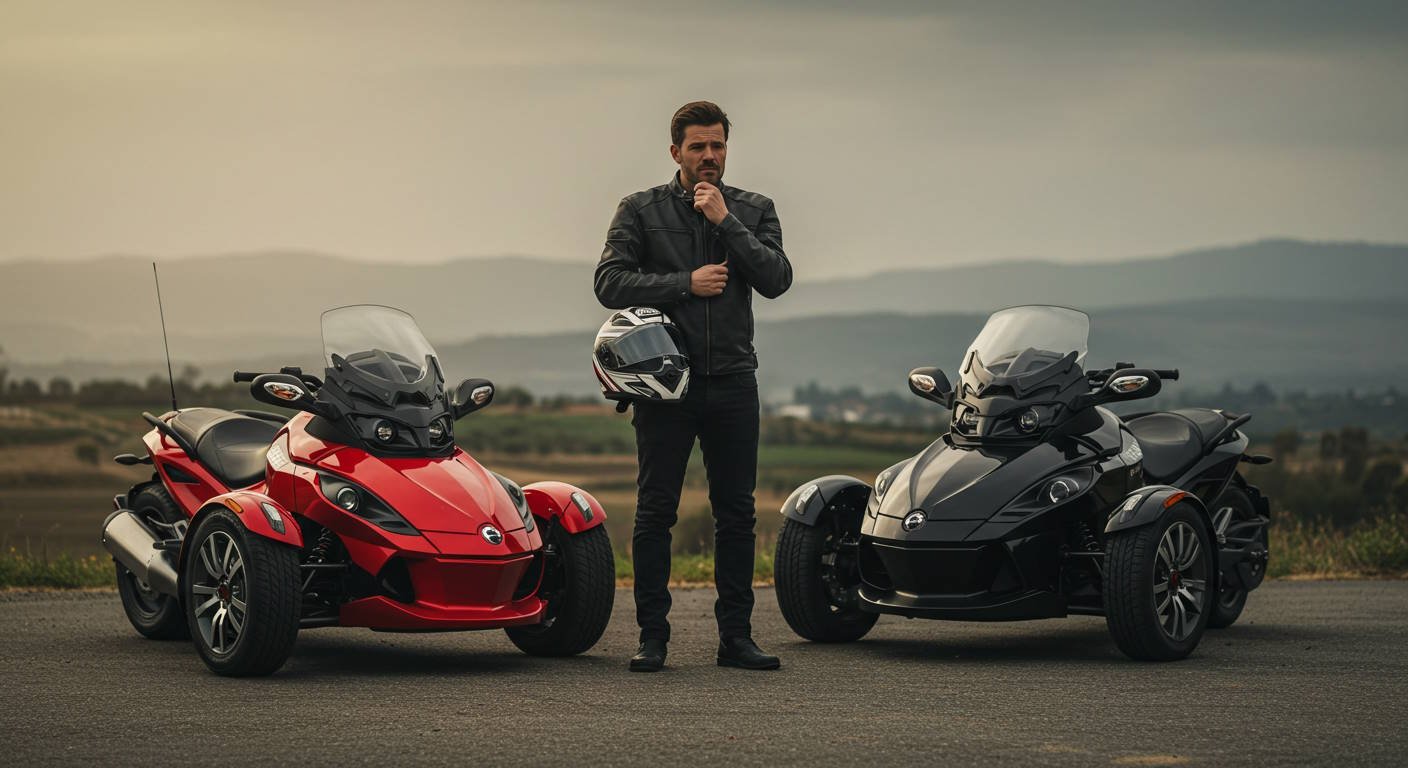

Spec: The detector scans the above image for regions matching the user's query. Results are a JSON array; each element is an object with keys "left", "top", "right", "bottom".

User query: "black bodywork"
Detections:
[{"left": 783, "top": 307, "right": 1271, "bottom": 623}]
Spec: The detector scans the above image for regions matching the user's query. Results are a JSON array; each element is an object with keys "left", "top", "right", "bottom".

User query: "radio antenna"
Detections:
[{"left": 152, "top": 262, "right": 179, "bottom": 413}]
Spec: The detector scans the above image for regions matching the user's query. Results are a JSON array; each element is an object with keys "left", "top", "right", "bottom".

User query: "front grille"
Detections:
[
  {"left": 860, "top": 539, "right": 1020, "bottom": 596},
  {"left": 377, "top": 557, "right": 416, "bottom": 603},
  {"left": 858, "top": 541, "right": 893, "bottom": 590},
  {"left": 512, "top": 552, "right": 545, "bottom": 600}
]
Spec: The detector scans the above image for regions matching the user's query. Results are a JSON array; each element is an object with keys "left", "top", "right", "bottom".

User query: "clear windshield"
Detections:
[
  {"left": 321, "top": 305, "right": 439, "bottom": 385},
  {"left": 964, "top": 305, "right": 1089, "bottom": 378}
]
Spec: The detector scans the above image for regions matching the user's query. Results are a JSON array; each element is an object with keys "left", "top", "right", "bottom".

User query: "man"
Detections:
[{"left": 594, "top": 100, "right": 793, "bottom": 672}]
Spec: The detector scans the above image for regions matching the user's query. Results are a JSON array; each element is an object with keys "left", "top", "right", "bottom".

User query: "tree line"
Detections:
[{"left": 0, "top": 365, "right": 594, "bottom": 411}]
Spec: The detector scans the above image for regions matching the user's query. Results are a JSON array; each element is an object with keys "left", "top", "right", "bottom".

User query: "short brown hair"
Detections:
[{"left": 670, "top": 101, "right": 730, "bottom": 146}]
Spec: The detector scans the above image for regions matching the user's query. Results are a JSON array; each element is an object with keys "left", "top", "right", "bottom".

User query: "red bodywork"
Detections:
[{"left": 142, "top": 410, "right": 605, "bottom": 631}]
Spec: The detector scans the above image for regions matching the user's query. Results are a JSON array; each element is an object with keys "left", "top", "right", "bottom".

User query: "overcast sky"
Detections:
[{"left": 2, "top": 1, "right": 1405, "bottom": 277}]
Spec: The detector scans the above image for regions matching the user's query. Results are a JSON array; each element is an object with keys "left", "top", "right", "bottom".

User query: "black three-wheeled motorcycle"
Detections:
[{"left": 774, "top": 305, "right": 1272, "bottom": 661}]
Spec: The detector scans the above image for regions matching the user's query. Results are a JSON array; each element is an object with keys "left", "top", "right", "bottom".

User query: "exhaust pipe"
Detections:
[{"left": 102, "top": 510, "right": 180, "bottom": 597}]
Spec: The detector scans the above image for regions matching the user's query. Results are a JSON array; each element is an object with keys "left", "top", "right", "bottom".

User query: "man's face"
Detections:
[{"left": 670, "top": 123, "right": 727, "bottom": 190}]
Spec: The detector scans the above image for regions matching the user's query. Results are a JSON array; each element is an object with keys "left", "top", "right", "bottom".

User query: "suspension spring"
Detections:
[
  {"left": 310, "top": 528, "right": 336, "bottom": 564},
  {"left": 1073, "top": 520, "right": 1104, "bottom": 576},
  {"left": 302, "top": 528, "right": 341, "bottom": 597},
  {"left": 1075, "top": 520, "right": 1101, "bottom": 553}
]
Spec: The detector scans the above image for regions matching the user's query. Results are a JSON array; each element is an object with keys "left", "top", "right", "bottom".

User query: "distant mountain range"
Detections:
[
  {"left": 7, "top": 298, "right": 1406, "bottom": 402},
  {"left": 778, "top": 239, "right": 1408, "bottom": 318},
  {"left": 427, "top": 298, "right": 1408, "bottom": 399},
  {"left": 2, "top": 239, "right": 1405, "bottom": 365}
]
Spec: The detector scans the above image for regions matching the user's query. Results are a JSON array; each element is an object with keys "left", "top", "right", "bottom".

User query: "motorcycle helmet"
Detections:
[{"left": 593, "top": 307, "right": 690, "bottom": 405}]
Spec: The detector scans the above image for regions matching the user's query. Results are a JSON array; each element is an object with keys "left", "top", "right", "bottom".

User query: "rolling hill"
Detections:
[
  {"left": 2, "top": 239, "right": 1405, "bottom": 365},
  {"left": 7, "top": 299, "right": 1406, "bottom": 401}
]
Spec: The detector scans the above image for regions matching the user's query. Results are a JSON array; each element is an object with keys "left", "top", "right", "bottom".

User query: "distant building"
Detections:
[{"left": 775, "top": 404, "right": 813, "bottom": 420}]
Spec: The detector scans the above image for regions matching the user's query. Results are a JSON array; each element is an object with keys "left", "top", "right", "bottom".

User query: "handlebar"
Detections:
[
  {"left": 1153, "top": 369, "right": 1180, "bottom": 381},
  {"left": 233, "top": 371, "right": 258, "bottom": 383}
]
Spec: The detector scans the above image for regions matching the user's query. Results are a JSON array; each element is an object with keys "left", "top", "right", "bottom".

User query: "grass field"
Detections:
[{"left": 2, "top": 402, "right": 1405, "bottom": 588}]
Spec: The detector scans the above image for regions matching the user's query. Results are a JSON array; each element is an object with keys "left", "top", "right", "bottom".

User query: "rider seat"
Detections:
[
  {"left": 1124, "top": 408, "right": 1231, "bottom": 483},
  {"left": 168, "top": 408, "right": 281, "bottom": 489}
]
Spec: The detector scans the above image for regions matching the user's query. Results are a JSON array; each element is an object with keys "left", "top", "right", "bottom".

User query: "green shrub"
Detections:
[
  {"left": 1269, "top": 514, "right": 1408, "bottom": 577},
  {"left": 0, "top": 549, "right": 112, "bottom": 588}
]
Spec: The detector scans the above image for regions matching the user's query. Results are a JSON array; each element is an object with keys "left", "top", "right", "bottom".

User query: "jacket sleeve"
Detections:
[
  {"left": 717, "top": 201, "right": 792, "bottom": 299},
  {"left": 593, "top": 197, "right": 693, "bottom": 309}
]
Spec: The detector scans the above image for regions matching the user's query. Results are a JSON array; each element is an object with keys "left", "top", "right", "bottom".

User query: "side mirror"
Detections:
[
  {"left": 1076, "top": 368, "right": 1162, "bottom": 410},
  {"left": 451, "top": 378, "right": 495, "bottom": 420},
  {"left": 907, "top": 367, "right": 953, "bottom": 407},
  {"left": 250, "top": 373, "right": 323, "bottom": 415},
  {"left": 1105, "top": 370, "right": 1160, "bottom": 397}
]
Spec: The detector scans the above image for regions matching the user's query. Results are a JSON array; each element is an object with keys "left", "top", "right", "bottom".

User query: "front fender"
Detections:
[
  {"left": 193, "top": 491, "right": 304, "bottom": 548},
  {"left": 176, "top": 492, "right": 303, "bottom": 595},
  {"left": 781, "top": 475, "right": 871, "bottom": 526},
  {"left": 1105, "top": 485, "right": 1212, "bottom": 536},
  {"left": 523, "top": 481, "right": 606, "bottom": 535}
]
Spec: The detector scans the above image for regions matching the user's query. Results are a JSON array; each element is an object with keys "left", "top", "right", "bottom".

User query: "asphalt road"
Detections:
[{"left": 3, "top": 582, "right": 1406, "bottom": 766}]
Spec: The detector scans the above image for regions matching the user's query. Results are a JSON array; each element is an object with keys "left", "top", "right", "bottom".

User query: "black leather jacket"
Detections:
[{"left": 594, "top": 174, "right": 793, "bottom": 375}]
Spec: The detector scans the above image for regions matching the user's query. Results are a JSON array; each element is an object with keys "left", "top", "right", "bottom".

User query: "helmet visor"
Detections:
[{"left": 604, "top": 324, "right": 686, "bottom": 368}]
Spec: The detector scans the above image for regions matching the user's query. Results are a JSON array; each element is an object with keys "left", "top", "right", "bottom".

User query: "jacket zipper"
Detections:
[{"left": 698, "top": 210, "right": 712, "bottom": 375}]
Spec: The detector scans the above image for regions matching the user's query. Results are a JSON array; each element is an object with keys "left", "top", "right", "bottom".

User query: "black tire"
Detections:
[
  {"left": 1209, "top": 585, "right": 1248, "bottom": 629},
  {"left": 775, "top": 517, "right": 878, "bottom": 643},
  {"left": 1207, "top": 485, "right": 1261, "bottom": 629},
  {"left": 183, "top": 509, "right": 301, "bottom": 676},
  {"left": 506, "top": 523, "right": 615, "bottom": 657},
  {"left": 115, "top": 484, "right": 188, "bottom": 640},
  {"left": 1104, "top": 504, "right": 1214, "bottom": 661}
]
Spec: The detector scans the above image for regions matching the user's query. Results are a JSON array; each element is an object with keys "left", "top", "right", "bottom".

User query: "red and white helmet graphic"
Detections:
[{"left": 592, "top": 307, "right": 690, "bottom": 403}]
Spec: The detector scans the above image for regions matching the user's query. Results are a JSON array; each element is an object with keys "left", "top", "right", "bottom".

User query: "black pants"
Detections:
[{"left": 630, "top": 371, "right": 759, "bottom": 642}]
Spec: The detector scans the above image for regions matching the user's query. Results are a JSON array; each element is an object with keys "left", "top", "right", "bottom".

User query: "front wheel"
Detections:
[
  {"left": 506, "top": 523, "right": 615, "bottom": 657},
  {"left": 183, "top": 510, "right": 301, "bottom": 676},
  {"left": 774, "top": 517, "right": 877, "bottom": 643},
  {"left": 1104, "top": 504, "right": 1213, "bottom": 661}
]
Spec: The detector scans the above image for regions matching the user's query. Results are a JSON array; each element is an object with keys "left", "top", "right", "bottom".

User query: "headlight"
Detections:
[
  {"left": 875, "top": 468, "right": 897, "bottom": 499},
  {"left": 427, "top": 418, "right": 450, "bottom": 444},
  {"left": 1046, "top": 477, "right": 1076, "bottom": 503},
  {"left": 870, "top": 463, "right": 906, "bottom": 518},
  {"left": 1018, "top": 408, "right": 1041, "bottom": 433},
  {"left": 493, "top": 472, "right": 534, "bottom": 533},
  {"left": 1041, "top": 472, "right": 1092, "bottom": 505},
  {"left": 334, "top": 486, "right": 360, "bottom": 511},
  {"left": 995, "top": 467, "right": 1097, "bottom": 519},
  {"left": 317, "top": 472, "right": 419, "bottom": 536},
  {"left": 373, "top": 420, "right": 397, "bottom": 443}
]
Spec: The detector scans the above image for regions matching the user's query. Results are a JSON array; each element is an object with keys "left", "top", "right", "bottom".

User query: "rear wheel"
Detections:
[
  {"left": 1104, "top": 504, "right": 1213, "bottom": 661},
  {"left": 1207, "top": 485, "right": 1262, "bottom": 629},
  {"left": 115, "top": 484, "right": 188, "bottom": 640},
  {"left": 183, "top": 510, "right": 301, "bottom": 676},
  {"left": 506, "top": 523, "right": 615, "bottom": 657},
  {"left": 775, "top": 516, "right": 877, "bottom": 643}
]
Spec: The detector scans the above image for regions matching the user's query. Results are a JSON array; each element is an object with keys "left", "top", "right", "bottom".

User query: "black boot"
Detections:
[
  {"left": 717, "top": 636, "right": 780, "bottom": 670},
  {"left": 629, "top": 639, "right": 668, "bottom": 672}
]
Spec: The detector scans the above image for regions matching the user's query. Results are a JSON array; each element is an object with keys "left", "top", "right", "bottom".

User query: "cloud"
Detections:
[{"left": 0, "top": 0, "right": 1405, "bottom": 275}]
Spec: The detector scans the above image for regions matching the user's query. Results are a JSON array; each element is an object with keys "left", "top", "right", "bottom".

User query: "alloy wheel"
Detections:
[
  {"left": 1153, "top": 520, "right": 1207, "bottom": 641},
  {"left": 190, "top": 531, "right": 248, "bottom": 655},
  {"left": 817, "top": 521, "right": 861, "bottom": 612}
]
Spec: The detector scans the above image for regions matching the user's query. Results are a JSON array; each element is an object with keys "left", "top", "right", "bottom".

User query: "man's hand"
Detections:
[
  {"left": 692, "top": 181, "right": 729, "bottom": 225},
  {"left": 690, "top": 262, "right": 728, "bottom": 297}
]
